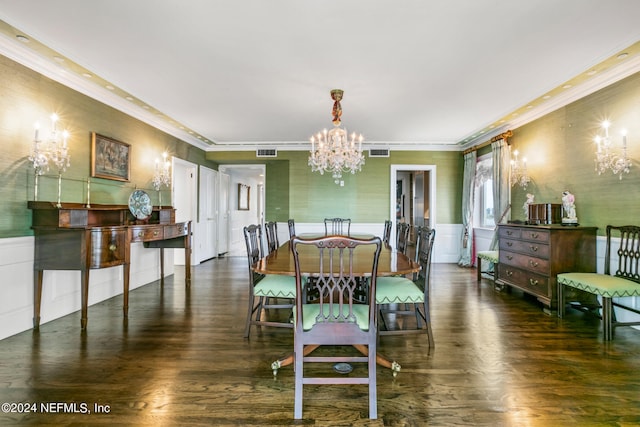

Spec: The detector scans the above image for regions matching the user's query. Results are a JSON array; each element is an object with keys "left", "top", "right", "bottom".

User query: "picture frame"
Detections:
[
  {"left": 238, "top": 183, "right": 250, "bottom": 210},
  {"left": 91, "top": 132, "right": 131, "bottom": 182}
]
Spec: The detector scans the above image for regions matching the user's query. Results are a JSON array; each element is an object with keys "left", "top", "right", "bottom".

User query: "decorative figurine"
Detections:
[
  {"left": 523, "top": 193, "right": 535, "bottom": 220},
  {"left": 561, "top": 190, "right": 578, "bottom": 225}
]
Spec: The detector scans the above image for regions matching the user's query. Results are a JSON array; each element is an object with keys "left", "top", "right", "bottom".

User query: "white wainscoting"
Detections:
[{"left": 0, "top": 236, "right": 170, "bottom": 341}]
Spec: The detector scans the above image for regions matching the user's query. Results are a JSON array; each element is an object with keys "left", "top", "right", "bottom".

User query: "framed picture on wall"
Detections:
[
  {"left": 238, "top": 183, "right": 250, "bottom": 210},
  {"left": 91, "top": 132, "right": 131, "bottom": 182}
]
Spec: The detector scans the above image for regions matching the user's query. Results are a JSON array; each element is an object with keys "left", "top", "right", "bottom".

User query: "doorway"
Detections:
[
  {"left": 172, "top": 157, "right": 198, "bottom": 265},
  {"left": 390, "top": 164, "right": 436, "bottom": 246}
]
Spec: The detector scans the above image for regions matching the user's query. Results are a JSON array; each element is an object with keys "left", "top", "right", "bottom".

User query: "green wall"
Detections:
[
  {"left": 0, "top": 54, "right": 217, "bottom": 238},
  {"left": 209, "top": 150, "right": 463, "bottom": 224},
  {"left": 509, "top": 71, "right": 640, "bottom": 234}
]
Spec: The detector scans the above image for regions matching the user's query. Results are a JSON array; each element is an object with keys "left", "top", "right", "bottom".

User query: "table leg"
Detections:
[
  {"left": 33, "top": 270, "right": 43, "bottom": 329},
  {"left": 80, "top": 269, "right": 89, "bottom": 329},
  {"left": 185, "top": 232, "right": 191, "bottom": 286},
  {"left": 353, "top": 344, "right": 401, "bottom": 376},
  {"left": 160, "top": 248, "right": 165, "bottom": 285},
  {"left": 271, "top": 345, "right": 319, "bottom": 376},
  {"left": 123, "top": 263, "right": 130, "bottom": 318}
]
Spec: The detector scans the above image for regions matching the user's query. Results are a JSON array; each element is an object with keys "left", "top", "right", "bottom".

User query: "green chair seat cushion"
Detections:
[
  {"left": 477, "top": 250, "right": 499, "bottom": 262},
  {"left": 375, "top": 276, "right": 424, "bottom": 304},
  {"left": 254, "top": 275, "right": 297, "bottom": 298},
  {"left": 558, "top": 272, "right": 640, "bottom": 298},
  {"left": 298, "top": 303, "right": 370, "bottom": 331}
]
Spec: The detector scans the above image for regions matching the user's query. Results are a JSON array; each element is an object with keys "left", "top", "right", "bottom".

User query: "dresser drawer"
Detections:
[
  {"left": 500, "top": 238, "right": 550, "bottom": 259},
  {"left": 90, "top": 227, "right": 127, "bottom": 268},
  {"left": 498, "top": 265, "right": 551, "bottom": 297},
  {"left": 521, "top": 228, "right": 550, "bottom": 243},
  {"left": 500, "top": 250, "right": 550, "bottom": 275},
  {"left": 164, "top": 222, "right": 189, "bottom": 239},
  {"left": 499, "top": 227, "right": 521, "bottom": 240},
  {"left": 130, "top": 225, "right": 164, "bottom": 242}
]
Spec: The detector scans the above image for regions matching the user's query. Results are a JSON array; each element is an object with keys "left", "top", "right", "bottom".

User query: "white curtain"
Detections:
[
  {"left": 458, "top": 151, "right": 476, "bottom": 266},
  {"left": 489, "top": 138, "right": 511, "bottom": 250}
]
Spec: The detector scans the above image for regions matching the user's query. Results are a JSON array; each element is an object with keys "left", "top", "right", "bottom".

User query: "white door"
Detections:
[
  {"left": 172, "top": 157, "right": 197, "bottom": 265},
  {"left": 217, "top": 172, "right": 230, "bottom": 256},
  {"left": 198, "top": 166, "right": 218, "bottom": 262}
]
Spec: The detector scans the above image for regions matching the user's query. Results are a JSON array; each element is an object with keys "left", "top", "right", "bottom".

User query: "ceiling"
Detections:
[{"left": 1, "top": 1, "right": 640, "bottom": 152}]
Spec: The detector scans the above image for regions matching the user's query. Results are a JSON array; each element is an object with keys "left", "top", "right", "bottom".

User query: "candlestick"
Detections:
[
  {"left": 56, "top": 173, "right": 62, "bottom": 208},
  {"left": 86, "top": 178, "right": 91, "bottom": 208}
]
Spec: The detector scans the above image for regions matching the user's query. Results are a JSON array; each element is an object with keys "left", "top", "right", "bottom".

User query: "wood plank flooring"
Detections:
[{"left": 1, "top": 258, "right": 639, "bottom": 426}]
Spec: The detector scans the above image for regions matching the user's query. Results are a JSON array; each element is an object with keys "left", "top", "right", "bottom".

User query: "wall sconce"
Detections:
[
  {"left": 510, "top": 149, "right": 530, "bottom": 189},
  {"left": 28, "top": 113, "right": 71, "bottom": 205},
  {"left": 152, "top": 152, "right": 171, "bottom": 206},
  {"left": 594, "top": 120, "right": 631, "bottom": 179}
]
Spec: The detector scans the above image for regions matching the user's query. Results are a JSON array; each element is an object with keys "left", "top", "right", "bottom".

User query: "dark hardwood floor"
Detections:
[{"left": 1, "top": 258, "right": 639, "bottom": 426}]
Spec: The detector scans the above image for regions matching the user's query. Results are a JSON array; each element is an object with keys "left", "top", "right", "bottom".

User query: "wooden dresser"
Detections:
[
  {"left": 495, "top": 224, "right": 597, "bottom": 311},
  {"left": 29, "top": 202, "right": 191, "bottom": 329}
]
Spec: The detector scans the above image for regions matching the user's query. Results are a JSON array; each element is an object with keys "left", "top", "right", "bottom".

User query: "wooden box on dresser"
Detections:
[{"left": 495, "top": 223, "right": 597, "bottom": 312}]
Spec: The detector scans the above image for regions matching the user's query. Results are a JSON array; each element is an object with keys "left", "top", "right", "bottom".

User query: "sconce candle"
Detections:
[{"left": 593, "top": 120, "right": 631, "bottom": 179}]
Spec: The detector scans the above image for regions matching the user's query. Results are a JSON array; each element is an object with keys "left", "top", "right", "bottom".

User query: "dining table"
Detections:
[{"left": 253, "top": 233, "right": 421, "bottom": 377}]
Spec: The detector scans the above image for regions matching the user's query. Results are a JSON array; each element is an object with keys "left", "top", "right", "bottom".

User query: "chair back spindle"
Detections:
[{"left": 324, "top": 217, "right": 351, "bottom": 235}]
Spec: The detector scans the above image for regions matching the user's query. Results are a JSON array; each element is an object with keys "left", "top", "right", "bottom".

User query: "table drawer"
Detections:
[
  {"left": 498, "top": 265, "right": 550, "bottom": 297},
  {"left": 500, "top": 250, "right": 549, "bottom": 275},
  {"left": 130, "top": 225, "right": 164, "bottom": 242},
  {"left": 90, "top": 227, "right": 127, "bottom": 268},
  {"left": 164, "top": 222, "right": 189, "bottom": 239},
  {"left": 500, "top": 238, "right": 550, "bottom": 259}
]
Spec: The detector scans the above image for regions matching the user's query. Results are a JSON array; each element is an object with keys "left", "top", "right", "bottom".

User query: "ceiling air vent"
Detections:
[
  {"left": 256, "top": 148, "right": 277, "bottom": 158},
  {"left": 369, "top": 148, "right": 390, "bottom": 157}
]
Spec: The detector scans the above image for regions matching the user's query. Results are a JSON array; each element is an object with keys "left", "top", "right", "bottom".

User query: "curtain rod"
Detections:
[{"left": 462, "top": 130, "right": 513, "bottom": 155}]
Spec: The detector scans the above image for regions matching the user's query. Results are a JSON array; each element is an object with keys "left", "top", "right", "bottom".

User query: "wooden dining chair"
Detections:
[
  {"left": 376, "top": 226, "right": 435, "bottom": 347},
  {"left": 324, "top": 217, "right": 351, "bottom": 235},
  {"left": 290, "top": 235, "right": 382, "bottom": 420},
  {"left": 243, "top": 224, "right": 296, "bottom": 338},
  {"left": 396, "top": 221, "right": 411, "bottom": 255},
  {"left": 264, "top": 221, "right": 279, "bottom": 254},
  {"left": 287, "top": 219, "right": 296, "bottom": 238},
  {"left": 382, "top": 220, "right": 392, "bottom": 246}
]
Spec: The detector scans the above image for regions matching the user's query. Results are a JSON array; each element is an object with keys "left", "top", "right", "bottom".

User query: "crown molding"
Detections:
[{"left": 0, "top": 32, "right": 211, "bottom": 151}]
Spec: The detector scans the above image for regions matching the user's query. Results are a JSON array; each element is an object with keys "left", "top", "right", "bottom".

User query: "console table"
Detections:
[
  {"left": 29, "top": 201, "right": 191, "bottom": 329},
  {"left": 495, "top": 223, "right": 596, "bottom": 311}
]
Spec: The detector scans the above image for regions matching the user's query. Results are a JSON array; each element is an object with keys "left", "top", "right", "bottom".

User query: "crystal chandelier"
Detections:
[
  {"left": 594, "top": 120, "right": 631, "bottom": 179},
  {"left": 308, "top": 89, "right": 365, "bottom": 184},
  {"left": 28, "top": 113, "right": 71, "bottom": 203},
  {"left": 152, "top": 152, "right": 171, "bottom": 206},
  {"left": 510, "top": 149, "right": 530, "bottom": 189}
]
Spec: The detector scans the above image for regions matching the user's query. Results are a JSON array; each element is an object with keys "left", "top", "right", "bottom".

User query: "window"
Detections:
[{"left": 474, "top": 154, "right": 494, "bottom": 228}]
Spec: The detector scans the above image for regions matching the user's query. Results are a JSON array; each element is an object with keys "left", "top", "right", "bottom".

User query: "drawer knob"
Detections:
[
  {"left": 507, "top": 242, "right": 513, "bottom": 247},
  {"left": 530, "top": 245, "right": 538, "bottom": 252},
  {"left": 529, "top": 260, "right": 539, "bottom": 267},
  {"left": 529, "top": 279, "right": 539, "bottom": 286},
  {"left": 137, "top": 231, "right": 143, "bottom": 237},
  {"left": 506, "top": 270, "right": 513, "bottom": 277},
  {"left": 178, "top": 226, "right": 183, "bottom": 232},
  {"left": 507, "top": 231, "right": 513, "bottom": 235},
  {"left": 109, "top": 244, "right": 117, "bottom": 252},
  {"left": 506, "top": 255, "right": 513, "bottom": 260},
  {"left": 531, "top": 232, "right": 539, "bottom": 238},
  {"left": 153, "top": 231, "right": 159, "bottom": 236}
]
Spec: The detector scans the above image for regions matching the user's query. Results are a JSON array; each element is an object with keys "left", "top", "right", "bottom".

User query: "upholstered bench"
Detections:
[
  {"left": 477, "top": 250, "right": 499, "bottom": 284},
  {"left": 557, "top": 225, "right": 640, "bottom": 341}
]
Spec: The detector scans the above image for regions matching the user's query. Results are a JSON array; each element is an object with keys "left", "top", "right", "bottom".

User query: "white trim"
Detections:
[{"left": 390, "top": 164, "right": 437, "bottom": 242}]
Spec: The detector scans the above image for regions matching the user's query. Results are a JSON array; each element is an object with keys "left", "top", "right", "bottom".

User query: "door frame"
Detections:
[{"left": 390, "top": 164, "right": 436, "bottom": 244}]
